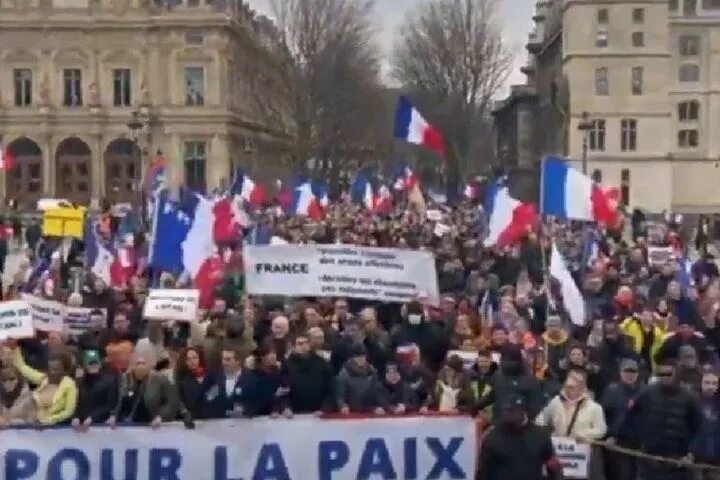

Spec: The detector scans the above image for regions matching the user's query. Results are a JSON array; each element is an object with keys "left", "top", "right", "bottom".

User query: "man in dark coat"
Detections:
[
  {"left": 616, "top": 359, "right": 702, "bottom": 480},
  {"left": 71, "top": 350, "right": 119, "bottom": 430},
  {"left": 282, "top": 334, "right": 334, "bottom": 415},
  {"left": 476, "top": 344, "right": 545, "bottom": 421},
  {"left": 477, "top": 395, "right": 563, "bottom": 480}
]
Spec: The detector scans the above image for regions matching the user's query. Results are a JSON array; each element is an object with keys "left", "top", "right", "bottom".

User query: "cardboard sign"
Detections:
[
  {"left": 0, "top": 301, "right": 34, "bottom": 340},
  {"left": 648, "top": 246, "right": 674, "bottom": 266},
  {"left": 20, "top": 294, "right": 65, "bottom": 332},
  {"left": 552, "top": 437, "right": 591, "bottom": 479},
  {"left": 143, "top": 289, "right": 199, "bottom": 322},
  {"left": 64, "top": 307, "right": 107, "bottom": 334},
  {"left": 42, "top": 206, "right": 86, "bottom": 238}
]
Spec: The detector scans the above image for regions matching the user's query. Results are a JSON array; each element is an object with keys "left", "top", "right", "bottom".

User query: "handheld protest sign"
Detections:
[
  {"left": 143, "top": 289, "right": 200, "bottom": 322},
  {"left": 0, "top": 300, "right": 35, "bottom": 340}
]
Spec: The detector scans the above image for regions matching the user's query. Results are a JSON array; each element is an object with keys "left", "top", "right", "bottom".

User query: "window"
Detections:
[
  {"left": 62, "top": 69, "right": 82, "bottom": 107},
  {"left": 633, "top": 8, "right": 645, "bottom": 22},
  {"left": 679, "top": 63, "right": 700, "bottom": 82},
  {"left": 632, "top": 32, "right": 645, "bottom": 47},
  {"left": 678, "top": 129, "right": 699, "bottom": 148},
  {"left": 592, "top": 169, "right": 603, "bottom": 183},
  {"left": 589, "top": 120, "right": 606, "bottom": 151},
  {"left": 703, "top": 0, "right": 720, "bottom": 8},
  {"left": 621, "top": 119, "right": 637, "bottom": 151},
  {"left": 678, "top": 100, "right": 700, "bottom": 120},
  {"left": 184, "top": 141, "right": 207, "bottom": 193},
  {"left": 184, "top": 67, "right": 205, "bottom": 106},
  {"left": 595, "top": 67, "right": 609, "bottom": 95},
  {"left": 185, "top": 32, "right": 204, "bottom": 45},
  {"left": 597, "top": 8, "right": 609, "bottom": 23},
  {"left": 685, "top": 0, "right": 697, "bottom": 14},
  {"left": 13, "top": 69, "right": 32, "bottom": 107},
  {"left": 596, "top": 30, "right": 609, "bottom": 47},
  {"left": 632, "top": 67, "right": 644, "bottom": 95},
  {"left": 112, "top": 69, "right": 132, "bottom": 107},
  {"left": 621, "top": 169, "right": 630, "bottom": 206},
  {"left": 188, "top": 0, "right": 199, "bottom": 5},
  {"left": 679, "top": 35, "right": 700, "bottom": 56},
  {"left": 670, "top": 0, "right": 679, "bottom": 10}
]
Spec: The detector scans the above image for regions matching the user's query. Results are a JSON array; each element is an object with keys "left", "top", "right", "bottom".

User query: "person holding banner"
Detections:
[
  {"left": 9, "top": 343, "right": 78, "bottom": 425},
  {"left": 0, "top": 365, "right": 36, "bottom": 425},
  {"left": 71, "top": 350, "right": 119, "bottom": 431},
  {"left": 108, "top": 354, "right": 180, "bottom": 428}
]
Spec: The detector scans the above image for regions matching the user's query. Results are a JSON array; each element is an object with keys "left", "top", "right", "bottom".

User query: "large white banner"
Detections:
[
  {"left": 244, "top": 245, "right": 440, "bottom": 305},
  {"left": 0, "top": 416, "right": 476, "bottom": 480}
]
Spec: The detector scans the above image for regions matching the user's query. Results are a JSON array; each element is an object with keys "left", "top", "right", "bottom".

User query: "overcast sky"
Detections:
[{"left": 245, "top": 0, "right": 535, "bottom": 95}]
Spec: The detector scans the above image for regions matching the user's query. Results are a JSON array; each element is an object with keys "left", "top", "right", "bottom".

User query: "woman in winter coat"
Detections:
[
  {"left": 536, "top": 369, "right": 607, "bottom": 442},
  {"left": 174, "top": 347, "right": 207, "bottom": 420},
  {"left": 0, "top": 365, "right": 36, "bottom": 425}
]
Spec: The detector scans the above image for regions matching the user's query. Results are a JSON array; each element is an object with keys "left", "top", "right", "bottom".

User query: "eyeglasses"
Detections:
[{"left": 622, "top": 369, "right": 638, "bottom": 373}]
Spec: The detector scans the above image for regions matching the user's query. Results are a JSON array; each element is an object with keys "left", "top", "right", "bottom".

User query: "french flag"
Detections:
[
  {"left": 394, "top": 96, "right": 445, "bottom": 157},
  {"left": 292, "top": 180, "right": 326, "bottom": 220},
  {"left": 541, "top": 156, "right": 619, "bottom": 224},
  {"left": 374, "top": 185, "right": 393, "bottom": 214},
  {"left": 229, "top": 169, "right": 265, "bottom": 206},
  {"left": 350, "top": 171, "right": 375, "bottom": 209},
  {"left": 392, "top": 164, "right": 419, "bottom": 191},
  {"left": 484, "top": 178, "right": 538, "bottom": 247}
]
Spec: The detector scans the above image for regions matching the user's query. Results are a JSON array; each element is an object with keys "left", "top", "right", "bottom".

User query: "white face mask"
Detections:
[{"left": 408, "top": 314, "right": 422, "bottom": 325}]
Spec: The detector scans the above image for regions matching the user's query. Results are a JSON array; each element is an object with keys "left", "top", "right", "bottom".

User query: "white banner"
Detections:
[
  {"left": 20, "top": 294, "right": 65, "bottom": 332},
  {"left": 143, "top": 289, "right": 199, "bottom": 322},
  {"left": 244, "top": 245, "right": 440, "bottom": 305},
  {"left": 552, "top": 436, "right": 591, "bottom": 479},
  {"left": 0, "top": 416, "right": 476, "bottom": 480},
  {"left": 64, "top": 307, "right": 106, "bottom": 335},
  {"left": 0, "top": 300, "right": 34, "bottom": 340}
]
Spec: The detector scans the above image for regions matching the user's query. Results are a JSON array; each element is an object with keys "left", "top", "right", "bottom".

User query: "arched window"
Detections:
[
  {"left": 55, "top": 137, "right": 91, "bottom": 205},
  {"left": 104, "top": 138, "right": 140, "bottom": 204},
  {"left": 6, "top": 137, "right": 43, "bottom": 209}
]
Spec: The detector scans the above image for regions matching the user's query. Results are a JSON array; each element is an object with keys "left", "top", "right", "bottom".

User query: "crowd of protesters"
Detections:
[{"left": 0, "top": 195, "right": 720, "bottom": 480}]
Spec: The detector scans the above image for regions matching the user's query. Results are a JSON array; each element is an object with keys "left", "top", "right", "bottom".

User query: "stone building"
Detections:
[
  {"left": 0, "top": 0, "right": 288, "bottom": 209},
  {"left": 494, "top": 0, "right": 720, "bottom": 213}
]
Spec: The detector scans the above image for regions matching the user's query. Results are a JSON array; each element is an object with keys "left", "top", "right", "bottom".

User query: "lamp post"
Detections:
[
  {"left": 578, "top": 111, "right": 594, "bottom": 175},
  {"left": 127, "top": 110, "right": 149, "bottom": 217}
]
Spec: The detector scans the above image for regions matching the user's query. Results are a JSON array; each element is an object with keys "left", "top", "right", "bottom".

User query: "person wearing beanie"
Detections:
[
  {"left": 475, "top": 344, "right": 545, "bottom": 422},
  {"left": 336, "top": 342, "right": 384, "bottom": 414},
  {"left": 542, "top": 315, "right": 570, "bottom": 378},
  {"left": 478, "top": 394, "right": 563, "bottom": 480}
]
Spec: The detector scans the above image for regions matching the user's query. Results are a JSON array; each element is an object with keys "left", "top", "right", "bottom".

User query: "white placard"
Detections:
[
  {"left": 552, "top": 436, "right": 591, "bottom": 479},
  {"left": 426, "top": 209, "right": 443, "bottom": 221},
  {"left": 19, "top": 294, "right": 65, "bottom": 332},
  {"left": 143, "top": 289, "right": 199, "bottom": 322},
  {"left": 243, "top": 244, "right": 440, "bottom": 305},
  {"left": 648, "top": 246, "right": 674, "bottom": 266},
  {"left": 0, "top": 416, "right": 476, "bottom": 480},
  {"left": 0, "top": 300, "right": 34, "bottom": 340},
  {"left": 64, "top": 307, "right": 106, "bottom": 334}
]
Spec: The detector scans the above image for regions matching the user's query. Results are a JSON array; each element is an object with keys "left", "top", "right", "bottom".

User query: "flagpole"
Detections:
[{"left": 538, "top": 156, "right": 553, "bottom": 322}]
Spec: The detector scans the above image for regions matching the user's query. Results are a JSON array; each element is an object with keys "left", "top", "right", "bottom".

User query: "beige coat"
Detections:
[
  {"left": 0, "top": 385, "right": 37, "bottom": 424},
  {"left": 535, "top": 393, "right": 607, "bottom": 440}
]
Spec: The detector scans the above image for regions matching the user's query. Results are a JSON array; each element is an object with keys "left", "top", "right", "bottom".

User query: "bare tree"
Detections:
[
  {"left": 255, "top": 0, "right": 384, "bottom": 182},
  {"left": 392, "top": 0, "right": 514, "bottom": 191}
]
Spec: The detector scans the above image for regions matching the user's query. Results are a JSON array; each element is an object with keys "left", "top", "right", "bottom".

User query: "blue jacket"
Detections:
[
  {"left": 241, "top": 368, "right": 284, "bottom": 417},
  {"left": 691, "top": 396, "right": 720, "bottom": 463}
]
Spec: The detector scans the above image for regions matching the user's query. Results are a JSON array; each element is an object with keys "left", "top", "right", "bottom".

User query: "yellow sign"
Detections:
[{"left": 42, "top": 207, "right": 86, "bottom": 238}]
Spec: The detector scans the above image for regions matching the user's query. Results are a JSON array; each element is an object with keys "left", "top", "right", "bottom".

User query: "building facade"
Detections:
[
  {"left": 0, "top": 0, "right": 288, "bottom": 209},
  {"left": 494, "top": 0, "right": 720, "bottom": 213}
]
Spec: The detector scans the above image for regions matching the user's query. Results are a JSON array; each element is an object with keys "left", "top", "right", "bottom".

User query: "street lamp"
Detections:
[
  {"left": 577, "top": 111, "right": 594, "bottom": 175},
  {"left": 127, "top": 110, "right": 149, "bottom": 217}
]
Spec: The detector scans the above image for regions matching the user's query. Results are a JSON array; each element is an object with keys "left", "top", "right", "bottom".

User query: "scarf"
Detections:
[{"left": 189, "top": 365, "right": 206, "bottom": 380}]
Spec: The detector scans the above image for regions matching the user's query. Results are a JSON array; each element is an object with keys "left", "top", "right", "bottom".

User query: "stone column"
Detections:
[
  {"left": 168, "top": 133, "right": 183, "bottom": 192},
  {"left": 210, "top": 133, "right": 229, "bottom": 190},
  {"left": 91, "top": 134, "right": 104, "bottom": 207},
  {"left": 43, "top": 134, "right": 54, "bottom": 196}
]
